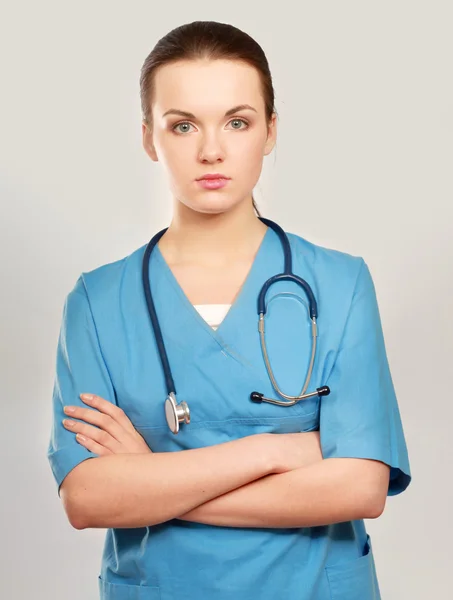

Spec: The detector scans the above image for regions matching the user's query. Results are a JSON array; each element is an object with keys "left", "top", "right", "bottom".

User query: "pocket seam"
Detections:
[
  {"left": 98, "top": 575, "right": 161, "bottom": 599},
  {"left": 324, "top": 534, "right": 375, "bottom": 598},
  {"left": 134, "top": 410, "right": 319, "bottom": 431}
]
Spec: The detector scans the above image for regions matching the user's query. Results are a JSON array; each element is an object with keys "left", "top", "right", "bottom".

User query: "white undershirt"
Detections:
[{"left": 193, "top": 304, "right": 232, "bottom": 330}]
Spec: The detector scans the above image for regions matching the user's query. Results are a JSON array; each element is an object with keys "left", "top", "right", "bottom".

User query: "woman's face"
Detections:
[{"left": 142, "top": 59, "right": 277, "bottom": 214}]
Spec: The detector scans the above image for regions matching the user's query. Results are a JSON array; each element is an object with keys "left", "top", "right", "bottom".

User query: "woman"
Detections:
[{"left": 47, "top": 21, "right": 411, "bottom": 600}]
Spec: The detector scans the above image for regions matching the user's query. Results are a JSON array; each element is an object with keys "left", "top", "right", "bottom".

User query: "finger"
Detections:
[
  {"left": 75, "top": 433, "right": 114, "bottom": 456},
  {"left": 79, "top": 393, "right": 137, "bottom": 434},
  {"left": 63, "top": 418, "right": 122, "bottom": 453},
  {"left": 64, "top": 405, "right": 128, "bottom": 444}
]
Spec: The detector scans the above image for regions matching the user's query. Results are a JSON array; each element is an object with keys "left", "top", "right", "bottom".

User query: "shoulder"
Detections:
[
  {"left": 69, "top": 243, "right": 147, "bottom": 305},
  {"left": 283, "top": 230, "right": 376, "bottom": 346},
  {"left": 285, "top": 230, "right": 366, "bottom": 290}
]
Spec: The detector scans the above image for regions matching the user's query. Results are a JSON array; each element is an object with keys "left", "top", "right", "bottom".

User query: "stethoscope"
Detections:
[{"left": 142, "top": 217, "right": 330, "bottom": 434}]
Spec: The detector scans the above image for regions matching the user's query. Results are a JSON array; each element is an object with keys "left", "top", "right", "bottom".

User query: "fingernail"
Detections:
[
  {"left": 81, "top": 393, "right": 93, "bottom": 400},
  {"left": 63, "top": 419, "right": 75, "bottom": 427},
  {"left": 64, "top": 406, "right": 75, "bottom": 413}
]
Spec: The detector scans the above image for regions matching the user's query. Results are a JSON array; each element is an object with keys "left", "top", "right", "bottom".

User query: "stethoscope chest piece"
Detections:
[{"left": 165, "top": 392, "right": 191, "bottom": 434}]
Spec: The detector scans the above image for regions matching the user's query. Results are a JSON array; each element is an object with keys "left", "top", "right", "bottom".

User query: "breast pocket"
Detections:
[{"left": 325, "top": 535, "right": 381, "bottom": 600}]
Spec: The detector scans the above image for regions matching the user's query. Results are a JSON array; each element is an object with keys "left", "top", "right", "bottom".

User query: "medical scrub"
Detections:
[{"left": 47, "top": 225, "right": 411, "bottom": 600}]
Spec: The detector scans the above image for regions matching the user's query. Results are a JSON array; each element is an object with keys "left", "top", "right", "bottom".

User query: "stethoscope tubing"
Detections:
[
  {"left": 142, "top": 217, "right": 330, "bottom": 433},
  {"left": 142, "top": 227, "right": 177, "bottom": 396}
]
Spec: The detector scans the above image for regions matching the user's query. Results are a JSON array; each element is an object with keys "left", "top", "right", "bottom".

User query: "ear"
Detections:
[
  {"left": 142, "top": 120, "right": 158, "bottom": 162},
  {"left": 263, "top": 112, "right": 277, "bottom": 156}
]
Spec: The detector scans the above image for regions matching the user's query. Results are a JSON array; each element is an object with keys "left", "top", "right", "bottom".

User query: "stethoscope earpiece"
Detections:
[
  {"left": 250, "top": 385, "right": 331, "bottom": 407},
  {"left": 317, "top": 386, "right": 330, "bottom": 397}
]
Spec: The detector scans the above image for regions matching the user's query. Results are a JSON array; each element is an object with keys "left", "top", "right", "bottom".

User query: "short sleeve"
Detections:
[
  {"left": 47, "top": 276, "right": 116, "bottom": 497},
  {"left": 320, "top": 259, "right": 411, "bottom": 496}
]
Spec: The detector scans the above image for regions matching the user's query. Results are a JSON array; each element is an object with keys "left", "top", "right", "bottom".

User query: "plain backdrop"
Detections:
[{"left": 1, "top": 1, "right": 451, "bottom": 598}]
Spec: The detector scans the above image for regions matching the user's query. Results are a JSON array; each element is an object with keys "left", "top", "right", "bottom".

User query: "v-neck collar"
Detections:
[{"left": 153, "top": 225, "right": 272, "bottom": 342}]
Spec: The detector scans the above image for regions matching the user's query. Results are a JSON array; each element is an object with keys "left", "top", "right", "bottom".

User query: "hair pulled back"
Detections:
[{"left": 139, "top": 21, "right": 277, "bottom": 217}]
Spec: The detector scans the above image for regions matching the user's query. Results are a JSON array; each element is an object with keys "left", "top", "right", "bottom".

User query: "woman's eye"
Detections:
[
  {"left": 172, "top": 118, "right": 249, "bottom": 135},
  {"left": 172, "top": 122, "right": 194, "bottom": 134},
  {"left": 228, "top": 118, "right": 249, "bottom": 130}
]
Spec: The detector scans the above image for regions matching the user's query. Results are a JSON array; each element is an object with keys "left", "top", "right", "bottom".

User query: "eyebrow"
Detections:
[{"left": 162, "top": 104, "right": 258, "bottom": 119}]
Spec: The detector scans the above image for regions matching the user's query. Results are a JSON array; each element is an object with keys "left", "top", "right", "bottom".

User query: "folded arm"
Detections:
[
  {"left": 62, "top": 432, "right": 280, "bottom": 529},
  {"left": 177, "top": 457, "right": 390, "bottom": 528}
]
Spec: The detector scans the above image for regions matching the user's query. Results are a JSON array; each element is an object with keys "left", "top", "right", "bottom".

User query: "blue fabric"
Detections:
[
  {"left": 47, "top": 226, "right": 411, "bottom": 599},
  {"left": 47, "top": 277, "right": 116, "bottom": 498},
  {"left": 319, "top": 258, "right": 411, "bottom": 496}
]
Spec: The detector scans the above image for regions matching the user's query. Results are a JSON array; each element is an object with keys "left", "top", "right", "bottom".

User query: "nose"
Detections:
[{"left": 198, "top": 132, "right": 226, "bottom": 163}]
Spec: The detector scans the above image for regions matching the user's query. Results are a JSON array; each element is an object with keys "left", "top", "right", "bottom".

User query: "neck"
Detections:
[{"left": 159, "top": 196, "right": 268, "bottom": 267}]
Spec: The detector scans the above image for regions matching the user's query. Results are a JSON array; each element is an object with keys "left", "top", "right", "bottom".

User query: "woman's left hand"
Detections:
[{"left": 62, "top": 393, "right": 152, "bottom": 456}]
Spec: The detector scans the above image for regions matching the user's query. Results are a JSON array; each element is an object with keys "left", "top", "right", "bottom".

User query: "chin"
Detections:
[{"left": 185, "top": 195, "right": 240, "bottom": 215}]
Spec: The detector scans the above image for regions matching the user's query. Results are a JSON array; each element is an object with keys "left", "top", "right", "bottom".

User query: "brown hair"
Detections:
[{"left": 139, "top": 21, "right": 278, "bottom": 218}]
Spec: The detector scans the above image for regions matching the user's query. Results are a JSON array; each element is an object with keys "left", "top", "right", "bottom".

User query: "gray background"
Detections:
[{"left": 1, "top": 1, "right": 451, "bottom": 598}]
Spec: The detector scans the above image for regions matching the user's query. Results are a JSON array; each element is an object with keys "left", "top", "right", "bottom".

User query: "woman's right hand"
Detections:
[{"left": 265, "top": 430, "right": 323, "bottom": 474}]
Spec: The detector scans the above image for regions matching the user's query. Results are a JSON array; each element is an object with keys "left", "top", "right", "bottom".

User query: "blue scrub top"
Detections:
[{"left": 47, "top": 226, "right": 411, "bottom": 600}]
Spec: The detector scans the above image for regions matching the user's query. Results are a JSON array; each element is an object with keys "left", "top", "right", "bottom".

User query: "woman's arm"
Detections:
[
  {"left": 178, "top": 458, "right": 390, "bottom": 528},
  {"left": 65, "top": 432, "right": 280, "bottom": 529}
]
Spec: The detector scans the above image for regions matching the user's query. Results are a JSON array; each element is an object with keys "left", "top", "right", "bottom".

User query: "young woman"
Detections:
[{"left": 47, "top": 20, "right": 411, "bottom": 600}]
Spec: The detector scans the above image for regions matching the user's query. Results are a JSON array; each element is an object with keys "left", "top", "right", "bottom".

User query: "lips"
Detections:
[
  {"left": 196, "top": 173, "right": 230, "bottom": 181},
  {"left": 196, "top": 177, "right": 230, "bottom": 190}
]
